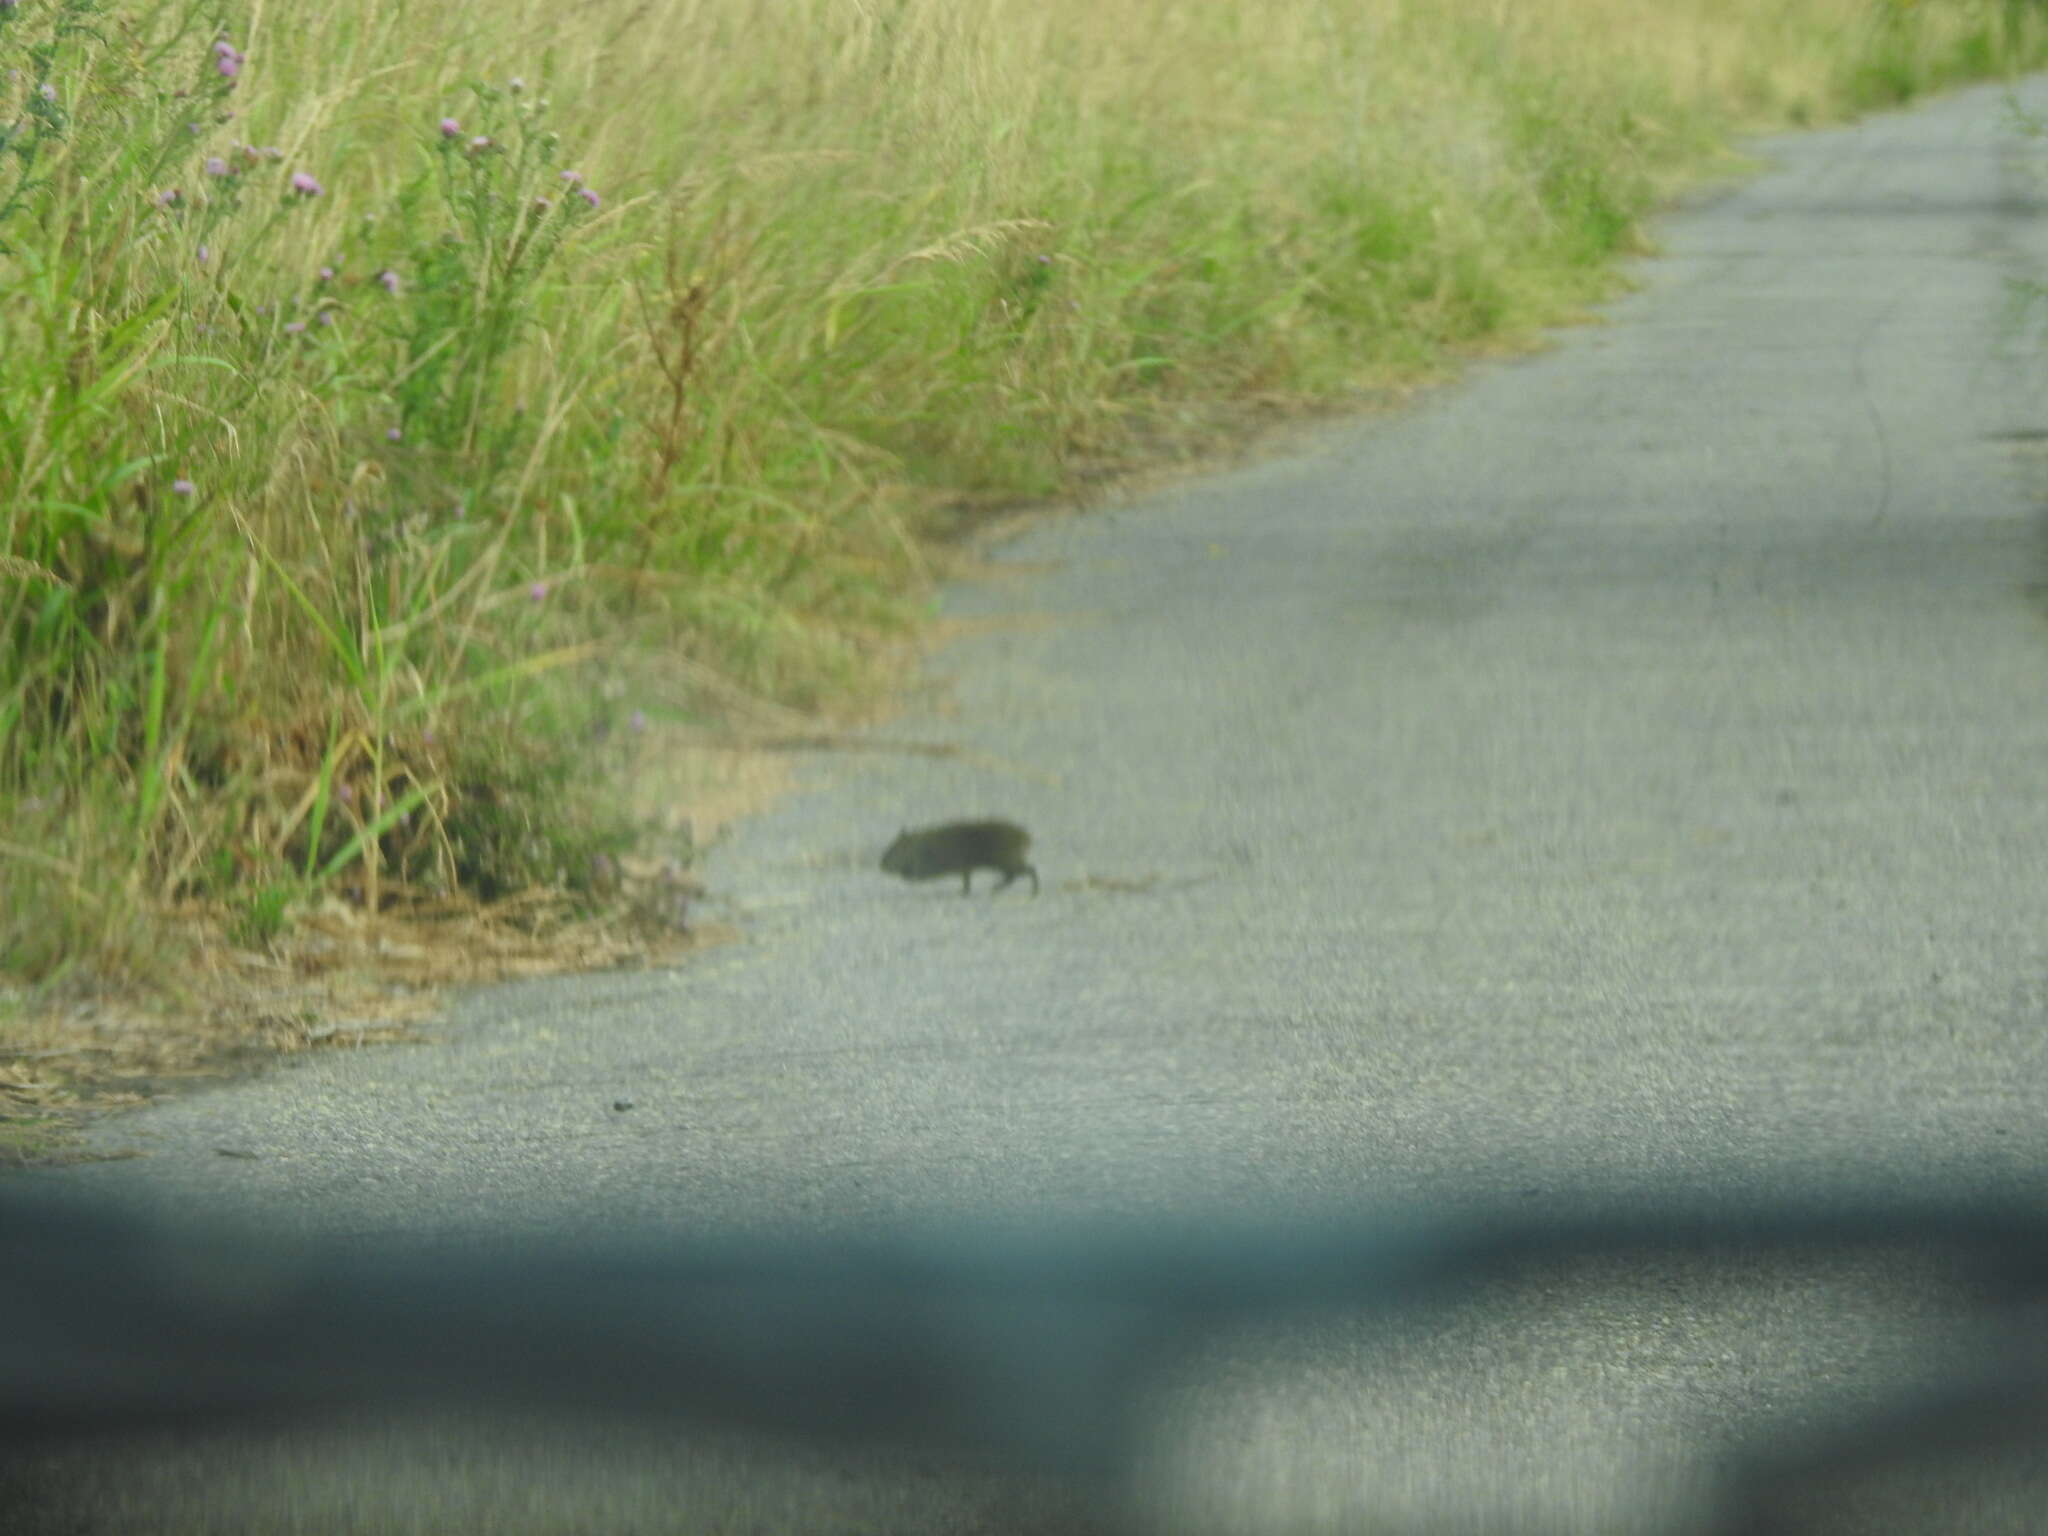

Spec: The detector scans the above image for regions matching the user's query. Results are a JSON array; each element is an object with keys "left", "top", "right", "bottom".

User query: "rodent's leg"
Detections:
[
  {"left": 1027, "top": 866, "right": 1039, "bottom": 896},
  {"left": 961, "top": 869, "right": 974, "bottom": 895}
]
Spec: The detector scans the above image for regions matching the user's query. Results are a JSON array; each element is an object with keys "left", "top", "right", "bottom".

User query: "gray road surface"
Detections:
[{"left": 12, "top": 76, "right": 2048, "bottom": 1535}]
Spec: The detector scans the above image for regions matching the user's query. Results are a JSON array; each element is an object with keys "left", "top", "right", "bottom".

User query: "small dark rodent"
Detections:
[{"left": 881, "top": 819, "right": 1039, "bottom": 896}]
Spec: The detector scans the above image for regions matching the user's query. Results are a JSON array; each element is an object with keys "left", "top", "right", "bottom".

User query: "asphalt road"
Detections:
[{"left": 12, "top": 76, "right": 2048, "bottom": 1536}]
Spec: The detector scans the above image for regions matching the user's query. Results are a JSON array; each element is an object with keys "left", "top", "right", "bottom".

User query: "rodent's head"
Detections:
[{"left": 880, "top": 829, "right": 917, "bottom": 875}]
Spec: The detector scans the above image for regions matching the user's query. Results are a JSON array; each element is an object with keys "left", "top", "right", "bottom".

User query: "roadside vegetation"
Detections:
[{"left": 2, "top": 0, "right": 2043, "bottom": 1099}]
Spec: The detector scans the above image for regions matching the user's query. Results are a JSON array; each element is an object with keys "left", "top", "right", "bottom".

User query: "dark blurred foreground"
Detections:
[{"left": 4, "top": 1180, "right": 2047, "bottom": 1533}]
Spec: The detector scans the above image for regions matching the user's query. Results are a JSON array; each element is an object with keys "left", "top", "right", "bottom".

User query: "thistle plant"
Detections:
[
  {"left": 1, "top": 7, "right": 631, "bottom": 976},
  {"left": 0, "top": 0, "right": 105, "bottom": 246},
  {"left": 376, "top": 81, "right": 604, "bottom": 460}
]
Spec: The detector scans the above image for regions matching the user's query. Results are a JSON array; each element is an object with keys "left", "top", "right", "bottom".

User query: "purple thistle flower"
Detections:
[
  {"left": 172, "top": 479, "right": 196, "bottom": 498},
  {"left": 508, "top": 77, "right": 526, "bottom": 94},
  {"left": 213, "top": 40, "right": 238, "bottom": 58},
  {"left": 467, "top": 135, "right": 492, "bottom": 152},
  {"left": 283, "top": 320, "right": 306, "bottom": 334},
  {"left": 157, "top": 188, "right": 179, "bottom": 206},
  {"left": 318, "top": 311, "right": 335, "bottom": 326},
  {"left": 386, "top": 427, "right": 402, "bottom": 442},
  {"left": 532, "top": 196, "right": 551, "bottom": 213},
  {"left": 204, "top": 156, "right": 229, "bottom": 177},
  {"left": 559, "top": 169, "right": 581, "bottom": 185},
  {"left": 439, "top": 116, "right": 460, "bottom": 138},
  {"left": 528, "top": 581, "right": 549, "bottom": 603},
  {"left": 318, "top": 265, "right": 334, "bottom": 280},
  {"left": 217, "top": 53, "right": 240, "bottom": 80},
  {"left": 196, "top": 244, "right": 210, "bottom": 265},
  {"left": 38, "top": 83, "right": 56, "bottom": 101},
  {"left": 336, "top": 784, "right": 353, "bottom": 805},
  {"left": 378, "top": 269, "right": 401, "bottom": 295},
  {"left": 289, "top": 171, "right": 322, "bottom": 196},
  {"left": 185, "top": 122, "right": 201, "bottom": 136},
  {"left": 628, "top": 709, "right": 647, "bottom": 734},
  {"left": 576, "top": 186, "right": 600, "bottom": 208}
]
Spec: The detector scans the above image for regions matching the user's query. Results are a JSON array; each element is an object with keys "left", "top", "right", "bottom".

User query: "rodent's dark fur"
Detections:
[{"left": 881, "top": 820, "right": 1038, "bottom": 896}]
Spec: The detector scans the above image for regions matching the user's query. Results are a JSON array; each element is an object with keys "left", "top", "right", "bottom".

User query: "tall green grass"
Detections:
[{"left": 3, "top": 0, "right": 2042, "bottom": 986}]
